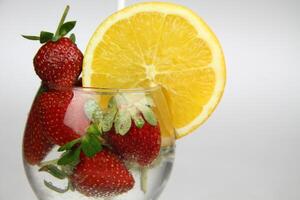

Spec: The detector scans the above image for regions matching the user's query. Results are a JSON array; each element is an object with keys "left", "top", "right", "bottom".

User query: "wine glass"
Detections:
[{"left": 23, "top": 86, "right": 176, "bottom": 200}]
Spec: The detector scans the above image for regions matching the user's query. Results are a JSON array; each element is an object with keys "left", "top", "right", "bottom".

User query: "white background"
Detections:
[{"left": 0, "top": 0, "right": 300, "bottom": 199}]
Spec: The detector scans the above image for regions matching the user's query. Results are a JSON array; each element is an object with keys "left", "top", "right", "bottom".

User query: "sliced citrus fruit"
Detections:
[{"left": 82, "top": 2, "right": 226, "bottom": 139}]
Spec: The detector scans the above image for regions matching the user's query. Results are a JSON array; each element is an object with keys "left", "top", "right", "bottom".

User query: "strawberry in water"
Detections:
[
  {"left": 38, "top": 90, "right": 81, "bottom": 146},
  {"left": 71, "top": 148, "right": 135, "bottom": 197},
  {"left": 23, "top": 5, "right": 82, "bottom": 90},
  {"left": 103, "top": 94, "right": 161, "bottom": 166},
  {"left": 106, "top": 122, "right": 161, "bottom": 166},
  {"left": 23, "top": 86, "right": 53, "bottom": 165}
]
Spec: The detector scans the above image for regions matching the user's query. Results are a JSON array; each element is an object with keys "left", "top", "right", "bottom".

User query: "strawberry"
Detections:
[
  {"left": 33, "top": 38, "right": 83, "bottom": 89},
  {"left": 71, "top": 148, "right": 135, "bottom": 197},
  {"left": 101, "top": 94, "right": 161, "bottom": 166},
  {"left": 23, "top": 87, "right": 53, "bottom": 165},
  {"left": 38, "top": 90, "right": 81, "bottom": 146},
  {"left": 23, "top": 5, "right": 83, "bottom": 89},
  {"left": 106, "top": 122, "right": 161, "bottom": 166}
]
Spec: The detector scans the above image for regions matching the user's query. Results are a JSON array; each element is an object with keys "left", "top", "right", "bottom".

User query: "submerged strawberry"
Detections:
[
  {"left": 23, "top": 5, "right": 83, "bottom": 89},
  {"left": 100, "top": 94, "right": 161, "bottom": 166},
  {"left": 23, "top": 86, "right": 53, "bottom": 165},
  {"left": 38, "top": 90, "right": 81, "bottom": 146},
  {"left": 106, "top": 122, "right": 161, "bottom": 166},
  {"left": 71, "top": 148, "right": 135, "bottom": 197}
]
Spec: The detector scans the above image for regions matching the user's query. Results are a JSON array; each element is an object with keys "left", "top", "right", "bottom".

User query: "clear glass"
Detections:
[{"left": 23, "top": 86, "right": 176, "bottom": 200}]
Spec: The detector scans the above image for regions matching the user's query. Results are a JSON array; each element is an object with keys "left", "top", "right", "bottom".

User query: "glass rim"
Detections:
[{"left": 73, "top": 84, "right": 162, "bottom": 94}]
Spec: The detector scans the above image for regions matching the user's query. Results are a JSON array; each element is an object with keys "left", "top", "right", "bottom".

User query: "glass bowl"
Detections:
[{"left": 23, "top": 86, "right": 176, "bottom": 200}]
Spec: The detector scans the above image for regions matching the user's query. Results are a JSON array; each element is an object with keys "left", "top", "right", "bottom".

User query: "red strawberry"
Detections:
[
  {"left": 23, "top": 6, "right": 83, "bottom": 90},
  {"left": 33, "top": 37, "right": 83, "bottom": 89},
  {"left": 23, "top": 88, "right": 53, "bottom": 165},
  {"left": 105, "top": 122, "right": 161, "bottom": 166},
  {"left": 39, "top": 90, "right": 82, "bottom": 146},
  {"left": 71, "top": 148, "right": 135, "bottom": 197}
]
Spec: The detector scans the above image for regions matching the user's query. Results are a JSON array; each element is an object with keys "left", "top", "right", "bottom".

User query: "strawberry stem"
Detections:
[
  {"left": 44, "top": 180, "right": 70, "bottom": 193},
  {"left": 39, "top": 159, "right": 59, "bottom": 167},
  {"left": 21, "top": 35, "right": 40, "bottom": 40},
  {"left": 54, "top": 5, "right": 70, "bottom": 38},
  {"left": 140, "top": 167, "right": 148, "bottom": 193}
]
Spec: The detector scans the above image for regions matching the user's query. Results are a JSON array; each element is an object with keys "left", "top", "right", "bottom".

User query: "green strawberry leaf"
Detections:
[
  {"left": 81, "top": 132, "right": 102, "bottom": 157},
  {"left": 84, "top": 98, "right": 117, "bottom": 133},
  {"left": 70, "top": 33, "right": 76, "bottom": 43},
  {"left": 44, "top": 180, "right": 69, "bottom": 193},
  {"left": 21, "top": 35, "right": 40, "bottom": 41},
  {"left": 54, "top": 5, "right": 70, "bottom": 39},
  {"left": 93, "top": 112, "right": 104, "bottom": 131},
  {"left": 145, "top": 96, "right": 155, "bottom": 107},
  {"left": 59, "top": 21, "right": 76, "bottom": 36},
  {"left": 115, "top": 94, "right": 128, "bottom": 108},
  {"left": 136, "top": 104, "right": 157, "bottom": 126},
  {"left": 132, "top": 113, "right": 145, "bottom": 128},
  {"left": 58, "top": 138, "right": 81, "bottom": 152},
  {"left": 22, "top": 5, "right": 76, "bottom": 44},
  {"left": 108, "top": 96, "right": 117, "bottom": 109},
  {"left": 87, "top": 123, "right": 101, "bottom": 136},
  {"left": 84, "top": 99, "right": 102, "bottom": 120},
  {"left": 102, "top": 110, "right": 116, "bottom": 132},
  {"left": 39, "top": 31, "right": 54, "bottom": 43},
  {"left": 39, "top": 164, "right": 67, "bottom": 179},
  {"left": 60, "top": 165, "right": 75, "bottom": 176},
  {"left": 101, "top": 97, "right": 118, "bottom": 132},
  {"left": 115, "top": 109, "right": 131, "bottom": 135},
  {"left": 57, "top": 147, "right": 81, "bottom": 166},
  {"left": 128, "top": 106, "right": 145, "bottom": 128},
  {"left": 51, "top": 35, "right": 60, "bottom": 42}
]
